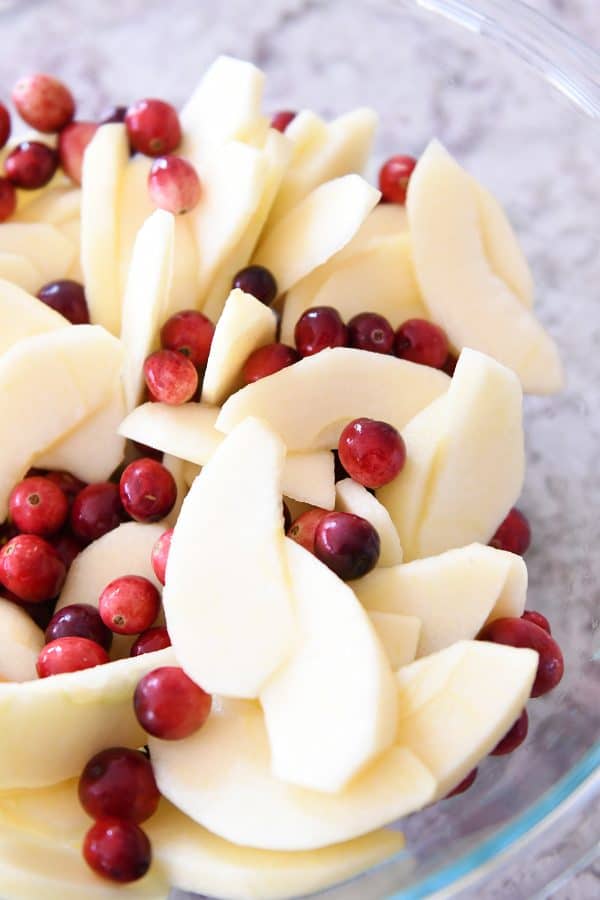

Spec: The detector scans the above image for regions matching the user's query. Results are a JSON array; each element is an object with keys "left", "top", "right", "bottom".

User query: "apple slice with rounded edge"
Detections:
[
  {"left": 407, "top": 140, "right": 562, "bottom": 394},
  {"left": 0, "top": 254, "right": 43, "bottom": 294},
  {"left": 167, "top": 215, "right": 199, "bottom": 317},
  {"left": 335, "top": 478, "right": 402, "bottom": 566},
  {"left": 475, "top": 182, "right": 533, "bottom": 308},
  {"left": 150, "top": 697, "right": 434, "bottom": 851},
  {"left": 217, "top": 347, "right": 449, "bottom": 451},
  {"left": 117, "top": 153, "right": 154, "bottom": 294},
  {"left": 13, "top": 185, "right": 81, "bottom": 226},
  {"left": 80, "top": 123, "right": 129, "bottom": 335},
  {"left": 260, "top": 539, "right": 397, "bottom": 792},
  {"left": 0, "top": 598, "right": 45, "bottom": 683},
  {"left": 279, "top": 451, "right": 335, "bottom": 509},
  {"left": 162, "top": 453, "right": 186, "bottom": 526},
  {"left": 163, "top": 417, "right": 295, "bottom": 698},
  {"left": 367, "top": 612, "right": 421, "bottom": 670},
  {"left": 395, "top": 640, "right": 537, "bottom": 799},
  {"left": 0, "top": 278, "right": 68, "bottom": 353},
  {"left": 202, "top": 288, "right": 277, "bottom": 405},
  {"left": 282, "top": 110, "right": 328, "bottom": 160},
  {"left": 354, "top": 544, "right": 527, "bottom": 657},
  {"left": 60, "top": 219, "right": 83, "bottom": 280},
  {"left": 0, "top": 224, "right": 75, "bottom": 283}
]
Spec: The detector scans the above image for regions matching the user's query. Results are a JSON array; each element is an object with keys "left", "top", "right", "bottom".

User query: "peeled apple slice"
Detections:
[
  {"left": 282, "top": 110, "right": 328, "bottom": 160},
  {"left": 395, "top": 640, "right": 537, "bottom": 798},
  {"left": 279, "top": 451, "right": 335, "bottom": 509},
  {"left": 355, "top": 544, "right": 527, "bottom": 656},
  {"left": 0, "top": 254, "right": 42, "bottom": 294},
  {"left": 117, "top": 153, "right": 154, "bottom": 289},
  {"left": 348, "top": 202, "right": 408, "bottom": 247},
  {"left": 367, "top": 612, "right": 421, "bottom": 670},
  {"left": 335, "top": 478, "right": 402, "bottom": 567},
  {"left": 0, "top": 599, "right": 45, "bottom": 683},
  {"left": 162, "top": 453, "right": 186, "bottom": 526},
  {"left": 0, "top": 279, "right": 68, "bottom": 353},
  {"left": 407, "top": 140, "right": 562, "bottom": 393},
  {"left": 162, "top": 417, "right": 295, "bottom": 698},
  {"left": 217, "top": 347, "right": 449, "bottom": 451},
  {"left": 0, "top": 223, "right": 75, "bottom": 283},
  {"left": 13, "top": 185, "right": 81, "bottom": 226},
  {"left": 475, "top": 182, "right": 534, "bottom": 307}
]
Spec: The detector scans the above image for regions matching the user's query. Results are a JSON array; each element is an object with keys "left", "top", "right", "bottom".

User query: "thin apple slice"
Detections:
[
  {"left": 13, "top": 185, "right": 81, "bottom": 226},
  {"left": 217, "top": 347, "right": 449, "bottom": 451},
  {"left": 282, "top": 110, "right": 328, "bottom": 159},
  {"left": 162, "top": 453, "right": 186, "bottom": 526},
  {"left": 367, "top": 612, "right": 421, "bottom": 669},
  {"left": 475, "top": 182, "right": 533, "bottom": 308},
  {"left": 162, "top": 418, "right": 295, "bottom": 698},
  {"left": 0, "top": 598, "right": 45, "bottom": 683},
  {"left": 0, "top": 254, "right": 43, "bottom": 294},
  {"left": 167, "top": 215, "right": 199, "bottom": 317},
  {"left": 0, "top": 278, "right": 68, "bottom": 353},
  {"left": 335, "top": 478, "right": 402, "bottom": 566},
  {"left": 60, "top": 219, "right": 83, "bottom": 280},
  {"left": 279, "top": 451, "right": 335, "bottom": 509},
  {"left": 117, "top": 153, "right": 154, "bottom": 294},
  {"left": 348, "top": 202, "right": 408, "bottom": 246},
  {"left": 0, "top": 223, "right": 75, "bottom": 283},
  {"left": 395, "top": 640, "right": 537, "bottom": 798}
]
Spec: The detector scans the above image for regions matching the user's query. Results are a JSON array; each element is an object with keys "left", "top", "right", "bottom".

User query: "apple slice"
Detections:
[
  {"left": 279, "top": 451, "right": 335, "bottom": 509},
  {"left": 167, "top": 215, "right": 199, "bottom": 318},
  {"left": 395, "top": 640, "right": 537, "bottom": 798},
  {"left": 406, "top": 140, "right": 562, "bottom": 394},
  {"left": 0, "top": 278, "right": 68, "bottom": 353},
  {"left": 0, "top": 254, "right": 43, "bottom": 294},
  {"left": 475, "top": 182, "right": 533, "bottom": 308},
  {"left": 282, "top": 110, "right": 328, "bottom": 159},
  {"left": 202, "top": 288, "right": 277, "bottom": 405},
  {"left": 348, "top": 202, "right": 408, "bottom": 246},
  {"left": 0, "top": 223, "right": 75, "bottom": 283},
  {"left": 162, "top": 453, "right": 186, "bottom": 526},
  {"left": 116, "top": 152, "right": 154, "bottom": 292},
  {"left": 60, "top": 219, "right": 83, "bottom": 280},
  {"left": 0, "top": 598, "right": 45, "bottom": 683},
  {"left": 162, "top": 417, "right": 295, "bottom": 698},
  {"left": 355, "top": 544, "right": 527, "bottom": 657},
  {"left": 335, "top": 478, "right": 402, "bottom": 566},
  {"left": 13, "top": 185, "right": 81, "bottom": 226},
  {"left": 217, "top": 347, "right": 449, "bottom": 451},
  {"left": 367, "top": 612, "right": 421, "bottom": 669}
]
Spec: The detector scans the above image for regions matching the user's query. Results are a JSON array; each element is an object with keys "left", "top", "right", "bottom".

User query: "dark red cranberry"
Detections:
[
  {"left": 294, "top": 306, "right": 348, "bottom": 357},
  {"left": 45, "top": 470, "right": 87, "bottom": 503},
  {"left": 148, "top": 155, "right": 201, "bottom": 214},
  {"left": 446, "top": 768, "right": 478, "bottom": 798},
  {"left": 282, "top": 501, "right": 292, "bottom": 533},
  {"left": 37, "top": 280, "right": 90, "bottom": 325},
  {"left": 99, "top": 106, "right": 128, "bottom": 125},
  {"left": 378, "top": 155, "right": 417, "bottom": 204},
  {"left": 490, "top": 508, "right": 531, "bottom": 556},
  {"left": 4, "top": 141, "right": 58, "bottom": 189},
  {"left": 12, "top": 73, "right": 75, "bottom": 132},
  {"left": 491, "top": 709, "right": 529, "bottom": 756},
  {"left": 46, "top": 603, "right": 113, "bottom": 652},
  {"left": 48, "top": 531, "right": 83, "bottom": 570},
  {"left": 0, "top": 534, "right": 65, "bottom": 602},
  {"left": 125, "top": 99, "right": 181, "bottom": 157},
  {"left": 0, "top": 178, "right": 16, "bottom": 222},
  {"left": 479, "top": 617, "right": 564, "bottom": 698},
  {"left": 58, "top": 121, "right": 98, "bottom": 185},
  {"left": 160, "top": 309, "right": 215, "bottom": 368},
  {"left": 83, "top": 818, "right": 151, "bottom": 883},
  {"left": 338, "top": 418, "right": 406, "bottom": 489},
  {"left": 20, "top": 597, "right": 57, "bottom": 631},
  {"left": 99, "top": 576, "right": 161, "bottom": 635},
  {"left": 143, "top": 349, "right": 198, "bottom": 405},
  {"left": 287, "top": 507, "right": 328, "bottom": 553},
  {"left": 232, "top": 265, "right": 278, "bottom": 306},
  {"left": 37, "top": 636, "right": 109, "bottom": 677},
  {"left": 119, "top": 459, "right": 176, "bottom": 524},
  {"left": 395, "top": 319, "right": 449, "bottom": 368},
  {"left": 134, "top": 666, "right": 212, "bottom": 740},
  {"left": 130, "top": 626, "right": 171, "bottom": 657},
  {"left": 70, "top": 482, "right": 124, "bottom": 544},
  {"left": 79, "top": 747, "right": 160, "bottom": 824},
  {"left": 242, "top": 343, "right": 300, "bottom": 383},
  {"left": 314, "top": 512, "right": 380, "bottom": 580},
  {"left": 348, "top": 312, "right": 395, "bottom": 354},
  {"left": 522, "top": 610, "right": 551, "bottom": 634},
  {"left": 9, "top": 476, "right": 68, "bottom": 536},
  {"left": 0, "top": 103, "right": 11, "bottom": 148},
  {"left": 151, "top": 528, "right": 172, "bottom": 586},
  {"left": 270, "top": 110, "right": 296, "bottom": 132},
  {"left": 442, "top": 353, "right": 458, "bottom": 377}
]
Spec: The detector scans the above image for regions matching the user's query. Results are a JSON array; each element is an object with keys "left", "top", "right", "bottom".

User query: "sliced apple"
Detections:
[
  {"left": 0, "top": 223, "right": 75, "bottom": 283},
  {"left": 0, "top": 278, "right": 68, "bottom": 353},
  {"left": 60, "top": 219, "right": 83, "bottom": 280},
  {"left": 348, "top": 202, "right": 409, "bottom": 246},
  {"left": 0, "top": 599, "right": 45, "bottom": 683},
  {"left": 475, "top": 182, "right": 534, "bottom": 308},
  {"left": 167, "top": 215, "right": 199, "bottom": 317},
  {"left": 367, "top": 612, "right": 421, "bottom": 669},
  {"left": 117, "top": 153, "right": 154, "bottom": 295},
  {"left": 335, "top": 478, "right": 402, "bottom": 566},
  {"left": 13, "top": 185, "right": 81, "bottom": 226},
  {"left": 0, "top": 254, "right": 43, "bottom": 294},
  {"left": 162, "top": 453, "right": 186, "bottom": 526},
  {"left": 162, "top": 418, "right": 295, "bottom": 698},
  {"left": 279, "top": 450, "right": 335, "bottom": 509},
  {"left": 282, "top": 110, "right": 328, "bottom": 159}
]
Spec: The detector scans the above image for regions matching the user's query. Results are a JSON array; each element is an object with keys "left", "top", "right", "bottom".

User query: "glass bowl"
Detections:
[{"left": 1, "top": 0, "right": 598, "bottom": 897}]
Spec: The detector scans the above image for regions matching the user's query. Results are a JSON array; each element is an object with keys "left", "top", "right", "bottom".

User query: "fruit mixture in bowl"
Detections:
[{"left": 0, "top": 56, "right": 565, "bottom": 898}]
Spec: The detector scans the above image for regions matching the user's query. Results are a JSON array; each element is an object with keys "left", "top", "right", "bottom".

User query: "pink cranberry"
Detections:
[
  {"left": 70, "top": 482, "right": 124, "bottom": 544},
  {"left": 143, "top": 349, "right": 198, "bottom": 405},
  {"left": 522, "top": 610, "right": 551, "bottom": 634},
  {"left": 4, "top": 141, "right": 58, "bottom": 189},
  {"left": 130, "top": 626, "right": 171, "bottom": 657},
  {"left": 270, "top": 110, "right": 296, "bottom": 132},
  {"left": 9, "top": 475, "right": 68, "bottom": 536},
  {"left": 151, "top": 528, "right": 172, "bottom": 585},
  {"left": 491, "top": 709, "right": 529, "bottom": 756},
  {"left": 287, "top": 507, "right": 328, "bottom": 553},
  {"left": 0, "top": 178, "right": 16, "bottom": 222},
  {"left": 99, "top": 575, "right": 160, "bottom": 636},
  {"left": 446, "top": 767, "right": 478, "bottom": 798},
  {"left": 378, "top": 155, "right": 417, "bottom": 204},
  {"left": 50, "top": 531, "right": 83, "bottom": 570},
  {"left": 242, "top": 343, "right": 299, "bottom": 384},
  {"left": 83, "top": 818, "right": 151, "bottom": 883},
  {"left": 294, "top": 306, "right": 348, "bottom": 357},
  {"left": 395, "top": 319, "right": 449, "bottom": 369},
  {"left": 45, "top": 470, "right": 87, "bottom": 503},
  {"left": 125, "top": 99, "right": 181, "bottom": 157},
  {"left": 232, "top": 265, "right": 278, "bottom": 306},
  {"left": 0, "top": 103, "right": 11, "bottom": 148},
  {"left": 119, "top": 459, "right": 176, "bottom": 524},
  {"left": 37, "top": 636, "right": 109, "bottom": 678},
  {"left": 148, "top": 155, "right": 201, "bottom": 214},
  {"left": 338, "top": 418, "right": 406, "bottom": 489},
  {"left": 134, "top": 666, "right": 212, "bottom": 740},
  {"left": 0, "top": 534, "right": 65, "bottom": 602},
  {"left": 348, "top": 312, "right": 395, "bottom": 354},
  {"left": 160, "top": 309, "right": 215, "bottom": 367},
  {"left": 490, "top": 507, "right": 531, "bottom": 556},
  {"left": 479, "top": 617, "right": 564, "bottom": 698},
  {"left": 46, "top": 603, "right": 113, "bottom": 652},
  {"left": 37, "top": 279, "right": 90, "bottom": 325},
  {"left": 79, "top": 747, "right": 160, "bottom": 824},
  {"left": 58, "top": 121, "right": 98, "bottom": 184},
  {"left": 314, "top": 512, "right": 380, "bottom": 581},
  {"left": 12, "top": 73, "right": 75, "bottom": 133}
]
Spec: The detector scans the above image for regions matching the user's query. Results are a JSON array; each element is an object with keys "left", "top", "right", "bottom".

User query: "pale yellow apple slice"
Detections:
[
  {"left": 395, "top": 640, "right": 537, "bottom": 798},
  {"left": 217, "top": 347, "right": 449, "bottom": 451},
  {"left": 367, "top": 612, "right": 421, "bottom": 669},
  {"left": 355, "top": 544, "right": 527, "bottom": 657},
  {"left": 475, "top": 182, "right": 534, "bottom": 307},
  {"left": 80, "top": 123, "right": 129, "bottom": 335},
  {"left": 0, "top": 278, "right": 68, "bottom": 353},
  {"left": 162, "top": 453, "right": 186, "bottom": 526},
  {"left": 166, "top": 215, "right": 199, "bottom": 317},
  {"left": 282, "top": 110, "right": 328, "bottom": 159},
  {"left": 60, "top": 219, "right": 83, "bottom": 280},
  {"left": 335, "top": 478, "right": 402, "bottom": 567},
  {"left": 260, "top": 539, "right": 397, "bottom": 792},
  {"left": 13, "top": 185, "right": 81, "bottom": 226},
  {"left": 117, "top": 153, "right": 154, "bottom": 295},
  {"left": 348, "top": 202, "right": 409, "bottom": 246},
  {"left": 202, "top": 288, "right": 277, "bottom": 405},
  {"left": 0, "top": 223, "right": 75, "bottom": 283},
  {"left": 407, "top": 140, "right": 562, "bottom": 393},
  {"left": 162, "top": 417, "right": 295, "bottom": 698},
  {"left": 0, "top": 599, "right": 45, "bottom": 683},
  {"left": 279, "top": 451, "right": 335, "bottom": 509},
  {"left": 0, "top": 254, "right": 43, "bottom": 294}
]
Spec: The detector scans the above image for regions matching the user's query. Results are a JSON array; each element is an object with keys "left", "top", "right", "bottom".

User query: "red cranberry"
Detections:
[
  {"left": 37, "top": 279, "right": 90, "bottom": 325},
  {"left": 37, "top": 636, "right": 109, "bottom": 678},
  {"left": 0, "top": 178, "right": 16, "bottom": 222},
  {"left": 83, "top": 818, "right": 151, "bottom": 883},
  {"left": 99, "top": 106, "right": 128, "bottom": 125},
  {"left": 294, "top": 306, "right": 348, "bottom": 357},
  {"left": 148, "top": 155, "right": 201, "bottom": 214},
  {"left": 9, "top": 476, "right": 68, "bottom": 536},
  {"left": 490, "top": 508, "right": 531, "bottom": 556},
  {"left": 119, "top": 459, "right": 176, "bottom": 524},
  {"left": 45, "top": 470, "right": 87, "bottom": 502},
  {"left": 479, "top": 618, "right": 564, "bottom": 698},
  {"left": 338, "top": 418, "right": 406, "bottom": 489},
  {"left": 160, "top": 309, "right": 215, "bottom": 367},
  {"left": 125, "top": 99, "right": 181, "bottom": 157},
  {"left": 4, "top": 141, "right": 58, "bottom": 189},
  {"left": 446, "top": 767, "right": 478, "bottom": 798},
  {"left": 270, "top": 110, "right": 296, "bottom": 132},
  {"left": 46, "top": 603, "right": 113, "bottom": 652},
  {"left": 242, "top": 343, "right": 300, "bottom": 384},
  {"left": 151, "top": 528, "right": 172, "bottom": 586},
  {"left": 134, "top": 666, "right": 212, "bottom": 740},
  {"left": 442, "top": 353, "right": 458, "bottom": 377},
  {"left": 0, "top": 103, "right": 10, "bottom": 148},
  {"left": 491, "top": 709, "right": 529, "bottom": 756},
  {"left": 58, "top": 121, "right": 98, "bottom": 185},
  {"left": 70, "top": 482, "right": 124, "bottom": 544},
  {"left": 232, "top": 265, "right": 278, "bottom": 306},
  {"left": 12, "top": 73, "right": 75, "bottom": 133},
  {"left": 143, "top": 349, "right": 198, "bottom": 405},
  {"left": 49, "top": 531, "right": 83, "bottom": 570},
  {"left": 287, "top": 507, "right": 328, "bottom": 553},
  {"left": 130, "top": 626, "right": 171, "bottom": 657},
  {"left": 282, "top": 501, "right": 292, "bottom": 533},
  {"left": 522, "top": 610, "right": 551, "bottom": 635},
  {"left": 314, "top": 512, "right": 380, "bottom": 581},
  {"left": 99, "top": 576, "right": 160, "bottom": 636},
  {"left": 378, "top": 155, "right": 417, "bottom": 204},
  {"left": 79, "top": 747, "right": 160, "bottom": 824},
  {"left": 348, "top": 312, "right": 395, "bottom": 355},
  {"left": 0, "top": 534, "right": 65, "bottom": 602},
  {"left": 395, "top": 319, "right": 449, "bottom": 369}
]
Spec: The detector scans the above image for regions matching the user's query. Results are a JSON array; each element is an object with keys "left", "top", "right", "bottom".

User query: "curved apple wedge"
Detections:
[
  {"left": 475, "top": 182, "right": 534, "bottom": 308},
  {"left": 0, "top": 223, "right": 75, "bottom": 284},
  {"left": 336, "top": 478, "right": 402, "bottom": 567},
  {"left": 0, "top": 254, "right": 43, "bottom": 294},
  {"left": 0, "top": 598, "right": 45, "bottom": 683},
  {"left": 367, "top": 612, "right": 421, "bottom": 670},
  {"left": 0, "top": 278, "right": 68, "bottom": 354}
]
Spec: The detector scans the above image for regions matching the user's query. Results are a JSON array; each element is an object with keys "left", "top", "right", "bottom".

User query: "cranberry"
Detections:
[
  {"left": 134, "top": 666, "right": 212, "bottom": 740},
  {"left": 58, "top": 121, "right": 98, "bottom": 185},
  {"left": 282, "top": 501, "right": 292, "bottom": 533},
  {"left": 348, "top": 312, "right": 395, "bottom": 355},
  {"left": 12, "top": 73, "right": 75, "bottom": 133},
  {"left": 148, "top": 155, "right": 201, "bottom": 214},
  {"left": 0, "top": 178, "right": 16, "bottom": 222},
  {"left": 490, "top": 508, "right": 531, "bottom": 556},
  {"left": 4, "top": 141, "right": 58, "bottom": 190},
  {"left": 160, "top": 309, "right": 214, "bottom": 367},
  {"left": 125, "top": 99, "right": 181, "bottom": 157},
  {"left": 83, "top": 818, "right": 151, "bottom": 883},
  {"left": 338, "top": 418, "right": 406, "bottom": 489},
  {"left": 378, "top": 155, "right": 417, "bottom": 204},
  {"left": 522, "top": 610, "right": 551, "bottom": 635},
  {"left": 50, "top": 531, "right": 83, "bottom": 569},
  {"left": 479, "top": 618, "right": 564, "bottom": 698},
  {"left": 79, "top": 747, "right": 160, "bottom": 824},
  {"left": 99, "top": 576, "right": 160, "bottom": 636},
  {"left": 287, "top": 507, "right": 328, "bottom": 553},
  {"left": 314, "top": 512, "right": 380, "bottom": 581},
  {"left": 119, "top": 459, "right": 176, "bottom": 524},
  {"left": 70, "top": 482, "right": 124, "bottom": 544},
  {"left": 0, "top": 534, "right": 65, "bottom": 602},
  {"left": 446, "top": 767, "right": 478, "bottom": 798},
  {"left": 9, "top": 475, "right": 68, "bottom": 536},
  {"left": 45, "top": 470, "right": 87, "bottom": 502},
  {"left": 232, "top": 265, "right": 278, "bottom": 306},
  {"left": 491, "top": 709, "right": 529, "bottom": 756},
  {"left": 143, "top": 349, "right": 198, "bottom": 405},
  {"left": 442, "top": 353, "right": 458, "bottom": 377},
  {"left": 99, "top": 106, "right": 128, "bottom": 125},
  {"left": 130, "top": 626, "right": 171, "bottom": 657},
  {"left": 294, "top": 306, "right": 348, "bottom": 357},
  {"left": 271, "top": 110, "right": 296, "bottom": 132},
  {"left": 151, "top": 528, "right": 172, "bottom": 586},
  {"left": 242, "top": 343, "right": 300, "bottom": 384},
  {"left": 0, "top": 102, "right": 10, "bottom": 148},
  {"left": 37, "top": 636, "right": 108, "bottom": 677},
  {"left": 37, "top": 279, "right": 90, "bottom": 325},
  {"left": 46, "top": 603, "right": 113, "bottom": 652},
  {"left": 395, "top": 319, "right": 449, "bottom": 369}
]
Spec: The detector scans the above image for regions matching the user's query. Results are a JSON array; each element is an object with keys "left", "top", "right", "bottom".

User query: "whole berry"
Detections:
[
  {"left": 12, "top": 73, "right": 75, "bottom": 132},
  {"left": 37, "top": 279, "right": 90, "bottom": 325},
  {"left": 79, "top": 747, "right": 160, "bottom": 823},
  {"left": 46, "top": 603, "right": 113, "bottom": 652},
  {"left": 522, "top": 610, "right": 551, "bottom": 634},
  {"left": 287, "top": 507, "right": 329, "bottom": 553},
  {"left": 143, "top": 349, "right": 198, "bottom": 405},
  {"left": 4, "top": 141, "right": 58, "bottom": 189},
  {"left": 446, "top": 767, "right": 478, "bottom": 798},
  {"left": 119, "top": 459, "right": 176, "bottom": 523},
  {"left": 37, "top": 636, "right": 109, "bottom": 677},
  {"left": 242, "top": 343, "right": 299, "bottom": 383},
  {"left": 338, "top": 418, "right": 406, "bottom": 489},
  {"left": 490, "top": 709, "right": 529, "bottom": 756},
  {"left": 378, "top": 155, "right": 417, "bottom": 204},
  {"left": 125, "top": 99, "right": 181, "bottom": 157},
  {"left": 232, "top": 265, "right": 278, "bottom": 306},
  {"left": 394, "top": 319, "right": 449, "bottom": 368},
  {"left": 148, "top": 155, "right": 201, "bottom": 214},
  {"left": 130, "top": 626, "right": 171, "bottom": 657},
  {"left": 99, "top": 575, "right": 161, "bottom": 635},
  {"left": 160, "top": 309, "right": 214, "bottom": 367},
  {"left": 314, "top": 512, "right": 380, "bottom": 581},
  {"left": 0, "top": 178, "right": 16, "bottom": 222},
  {"left": 479, "top": 617, "right": 564, "bottom": 698},
  {"left": 0, "top": 534, "right": 65, "bottom": 602},
  {"left": 70, "top": 482, "right": 124, "bottom": 544},
  {"left": 9, "top": 475, "right": 68, "bottom": 536},
  {"left": 134, "top": 666, "right": 212, "bottom": 740},
  {"left": 348, "top": 312, "right": 395, "bottom": 354},
  {"left": 58, "top": 121, "right": 98, "bottom": 185},
  {"left": 294, "top": 306, "right": 348, "bottom": 357},
  {"left": 271, "top": 110, "right": 296, "bottom": 132},
  {"left": 151, "top": 528, "right": 173, "bottom": 585},
  {"left": 83, "top": 818, "right": 151, "bottom": 883},
  {"left": 490, "top": 508, "right": 531, "bottom": 556}
]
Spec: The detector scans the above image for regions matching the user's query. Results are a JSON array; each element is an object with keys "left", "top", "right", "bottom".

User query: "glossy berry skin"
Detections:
[
  {"left": 143, "top": 349, "right": 198, "bottom": 405},
  {"left": 489, "top": 507, "right": 531, "bottom": 556},
  {"left": 378, "top": 154, "right": 417, "bottom": 204},
  {"left": 394, "top": 318, "right": 449, "bottom": 368},
  {"left": 134, "top": 666, "right": 212, "bottom": 740},
  {"left": 446, "top": 767, "right": 478, "bottom": 798},
  {"left": 314, "top": 512, "right": 380, "bottom": 581},
  {"left": 160, "top": 309, "right": 214, "bottom": 368},
  {"left": 120, "top": 459, "right": 176, "bottom": 524},
  {"left": 45, "top": 470, "right": 87, "bottom": 502},
  {"left": 348, "top": 312, "right": 395, "bottom": 355},
  {"left": 148, "top": 155, "right": 201, "bottom": 214},
  {"left": 58, "top": 121, "right": 98, "bottom": 185},
  {"left": 70, "top": 482, "right": 123, "bottom": 544},
  {"left": 9, "top": 476, "right": 68, "bottom": 536},
  {"left": 270, "top": 110, "right": 296, "bottom": 132},
  {"left": 294, "top": 306, "right": 348, "bottom": 357},
  {"left": 522, "top": 610, "right": 551, "bottom": 634},
  {"left": 242, "top": 343, "right": 299, "bottom": 384},
  {"left": 232, "top": 265, "right": 278, "bottom": 306},
  {"left": 490, "top": 708, "right": 529, "bottom": 756},
  {"left": 151, "top": 529, "right": 173, "bottom": 585},
  {"left": 37, "top": 636, "right": 109, "bottom": 678},
  {"left": 83, "top": 818, "right": 151, "bottom": 883},
  {"left": 0, "top": 178, "right": 16, "bottom": 222},
  {"left": 125, "top": 99, "right": 181, "bottom": 157},
  {"left": 99, "top": 576, "right": 160, "bottom": 636},
  {"left": 287, "top": 508, "right": 328, "bottom": 554},
  {"left": 338, "top": 418, "right": 406, "bottom": 489},
  {"left": 130, "top": 626, "right": 171, "bottom": 657},
  {"left": 12, "top": 73, "right": 75, "bottom": 133},
  {"left": 37, "top": 279, "right": 90, "bottom": 325},
  {"left": 79, "top": 747, "right": 160, "bottom": 824},
  {"left": 46, "top": 602, "right": 113, "bottom": 652},
  {"left": 0, "top": 534, "right": 65, "bottom": 602},
  {"left": 50, "top": 531, "right": 83, "bottom": 570},
  {"left": 479, "top": 617, "right": 564, "bottom": 698},
  {"left": 0, "top": 103, "right": 10, "bottom": 148},
  {"left": 4, "top": 141, "right": 58, "bottom": 189}
]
